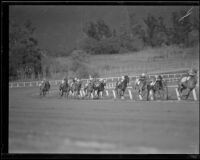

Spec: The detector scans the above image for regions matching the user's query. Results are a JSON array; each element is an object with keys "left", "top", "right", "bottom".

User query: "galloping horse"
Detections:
[
  {"left": 84, "top": 81, "right": 95, "bottom": 99},
  {"left": 147, "top": 77, "right": 168, "bottom": 100},
  {"left": 59, "top": 81, "right": 70, "bottom": 97},
  {"left": 74, "top": 80, "right": 82, "bottom": 98},
  {"left": 39, "top": 80, "right": 51, "bottom": 96},
  {"left": 134, "top": 77, "right": 148, "bottom": 100},
  {"left": 93, "top": 80, "right": 106, "bottom": 98},
  {"left": 177, "top": 74, "right": 197, "bottom": 100},
  {"left": 115, "top": 75, "right": 129, "bottom": 99}
]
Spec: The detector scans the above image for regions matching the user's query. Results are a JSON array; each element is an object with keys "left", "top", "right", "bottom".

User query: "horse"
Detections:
[
  {"left": 39, "top": 81, "right": 51, "bottom": 96},
  {"left": 115, "top": 75, "right": 129, "bottom": 99},
  {"left": 93, "top": 80, "right": 106, "bottom": 99},
  {"left": 67, "top": 80, "right": 77, "bottom": 98},
  {"left": 177, "top": 75, "right": 197, "bottom": 100},
  {"left": 59, "top": 81, "right": 70, "bottom": 98},
  {"left": 134, "top": 77, "right": 148, "bottom": 100},
  {"left": 73, "top": 80, "right": 82, "bottom": 99},
  {"left": 84, "top": 81, "right": 95, "bottom": 99},
  {"left": 146, "top": 78, "right": 168, "bottom": 100}
]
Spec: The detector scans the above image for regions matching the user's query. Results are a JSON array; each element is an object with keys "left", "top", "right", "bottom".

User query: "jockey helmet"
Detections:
[
  {"left": 155, "top": 75, "right": 159, "bottom": 79},
  {"left": 121, "top": 76, "right": 125, "bottom": 80},
  {"left": 188, "top": 69, "right": 196, "bottom": 76},
  {"left": 141, "top": 73, "right": 146, "bottom": 77}
]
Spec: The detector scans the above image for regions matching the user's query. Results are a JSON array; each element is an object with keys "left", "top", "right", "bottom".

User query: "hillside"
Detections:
[
  {"left": 10, "top": 5, "right": 199, "bottom": 55},
  {"left": 55, "top": 46, "right": 199, "bottom": 79}
]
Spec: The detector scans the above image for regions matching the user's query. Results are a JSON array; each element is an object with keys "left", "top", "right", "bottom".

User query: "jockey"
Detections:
[
  {"left": 139, "top": 73, "right": 147, "bottom": 82},
  {"left": 181, "top": 68, "right": 197, "bottom": 84},
  {"left": 89, "top": 75, "right": 93, "bottom": 83},
  {"left": 155, "top": 74, "right": 163, "bottom": 88},
  {"left": 121, "top": 76, "right": 125, "bottom": 82},
  {"left": 61, "top": 77, "right": 67, "bottom": 84},
  {"left": 41, "top": 78, "right": 46, "bottom": 85},
  {"left": 72, "top": 77, "right": 77, "bottom": 83},
  {"left": 100, "top": 78, "right": 104, "bottom": 83},
  {"left": 98, "top": 78, "right": 103, "bottom": 86},
  {"left": 155, "top": 74, "right": 162, "bottom": 82},
  {"left": 117, "top": 76, "right": 124, "bottom": 85},
  {"left": 188, "top": 68, "right": 197, "bottom": 77}
]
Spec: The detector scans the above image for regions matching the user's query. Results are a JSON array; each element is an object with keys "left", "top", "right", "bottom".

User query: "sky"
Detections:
[{"left": 9, "top": 5, "right": 199, "bottom": 54}]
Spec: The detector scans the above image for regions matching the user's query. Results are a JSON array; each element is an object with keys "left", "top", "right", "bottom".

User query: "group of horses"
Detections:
[
  {"left": 58, "top": 79, "right": 107, "bottom": 99},
  {"left": 39, "top": 73, "right": 197, "bottom": 101}
]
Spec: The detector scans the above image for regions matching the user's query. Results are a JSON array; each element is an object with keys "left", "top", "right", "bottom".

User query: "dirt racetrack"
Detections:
[{"left": 9, "top": 87, "right": 199, "bottom": 154}]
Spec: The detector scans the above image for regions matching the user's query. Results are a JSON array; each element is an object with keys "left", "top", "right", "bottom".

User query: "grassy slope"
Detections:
[
  {"left": 55, "top": 46, "right": 199, "bottom": 78},
  {"left": 89, "top": 46, "right": 199, "bottom": 77}
]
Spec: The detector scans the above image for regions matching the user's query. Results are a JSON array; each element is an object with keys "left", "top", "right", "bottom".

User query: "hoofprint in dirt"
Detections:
[{"left": 9, "top": 87, "right": 199, "bottom": 153}]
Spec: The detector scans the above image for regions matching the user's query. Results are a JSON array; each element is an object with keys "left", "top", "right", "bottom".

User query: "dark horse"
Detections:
[
  {"left": 93, "top": 80, "right": 106, "bottom": 99},
  {"left": 74, "top": 80, "right": 82, "bottom": 98},
  {"left": 146, "top": 79, "right": 168, "bottom": 100},
  {"left": 59, "top": 81, "right": 70, "bottom": 97},
  {"left": 177, "top": 75, "right": 197, "bottom": 100},
  {"left": 84, "top": 81, "right": 95, "bottom": 99},
  {"left": 115, "top": 75, "right": 129, "bottom": 99},
  {"left": 40, "top": 81, "right": 51, "bottom": 96}
]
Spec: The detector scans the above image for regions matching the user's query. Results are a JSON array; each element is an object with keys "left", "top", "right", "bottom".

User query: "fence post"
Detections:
[
  {"left": 192, "top": 89, "right": 197, "bottom": 101},
  {"left": 175, "top": 88, "right": 181, "bottom": 101},
  {"left": 128, "top": 90, "right": 133, "bottom": 100},
  {"left": 112, "top": 90, "right": 116, "bottom": 99}
]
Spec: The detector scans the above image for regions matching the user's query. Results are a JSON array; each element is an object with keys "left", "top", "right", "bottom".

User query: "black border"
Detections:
[{"left": 2, "top": 0, "right": 200, "bottom": 160}]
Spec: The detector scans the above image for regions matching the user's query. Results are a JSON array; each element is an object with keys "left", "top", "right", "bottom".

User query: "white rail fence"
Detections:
[{"left": 9, "top": 71, "right": 199, "bottom": 88}]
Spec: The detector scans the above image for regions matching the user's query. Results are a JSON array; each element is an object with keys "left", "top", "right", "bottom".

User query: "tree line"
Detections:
[
  {"left": 9, "top": 9, "right": 199, "bottom": 81},
  {"left": 79, "top": 10, "right": 199, "bottom": 54}
]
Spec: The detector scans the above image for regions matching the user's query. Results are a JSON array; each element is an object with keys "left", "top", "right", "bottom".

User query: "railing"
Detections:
[{"left": 9, "top": 71, "right": 199, "bottom": 88}]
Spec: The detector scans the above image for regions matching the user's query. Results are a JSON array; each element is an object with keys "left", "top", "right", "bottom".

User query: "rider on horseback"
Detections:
[
  {"left": 153, "top": 74, "right": 163, "bottom": 89},
  {"left": 136, "top": 73, "right": 147, "bottom": 86},
  {"left": 40, "top": 78, "right": 47, "bottom": 87},
  {"left": 61, "top": 76, "right": 68, "bottom": 85},
  {"left": 178, "top": 68, "right": 197, "bottom": 100},
  {"left": 180, "top": 68, "right": 197, "bottom": 86},
  {"left": 139, "top": 73, "right": 147, "bottom": 82}
]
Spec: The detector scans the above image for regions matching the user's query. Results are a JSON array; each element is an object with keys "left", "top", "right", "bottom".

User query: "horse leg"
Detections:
[
  {"left": 121, "top": 90, "right": 125, "bottom": 99},
  {"left": 184, "top": 89, "right": 192, "bottom": 100},
  {"left": 146, "top": 88, "right": 149, "bottom": 101},
  {"left": 178, "top": 84, "right": 185, "bottom": 99}
]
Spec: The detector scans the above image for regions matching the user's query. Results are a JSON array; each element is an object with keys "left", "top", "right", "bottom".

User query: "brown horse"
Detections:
[
  {"left": 39, "top": 81, "right": 51, "bottom": 96},
  {"left": 147, "top": 79, "right": 168, "bottom": 100},
  {"left": 177, "top": 75, "right": 197, "bottom": 100},
  {"left": 115, "top": 75, "right": 129, "bottom": 99}
]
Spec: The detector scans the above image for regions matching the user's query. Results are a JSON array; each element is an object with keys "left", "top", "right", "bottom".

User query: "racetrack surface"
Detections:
[{"left": 9, "top": 87, "right": 199, "bottom": 154}]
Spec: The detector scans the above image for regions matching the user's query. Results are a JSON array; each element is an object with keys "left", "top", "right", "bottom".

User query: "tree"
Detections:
[
  {"left": 83, "top": 19, "right": 112, "bottom": 41},
  {"left": 9, "top": 19, "right": 42, "bottom": 80},
  {"left": 96, "top": 19, "right": 112, "bottom": 39},
  {"left": 143, "top": 14, "right": 168, "bottom": 47},
  {"left": 171, "top": 10, "right": 193, "bottom": 46}
]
